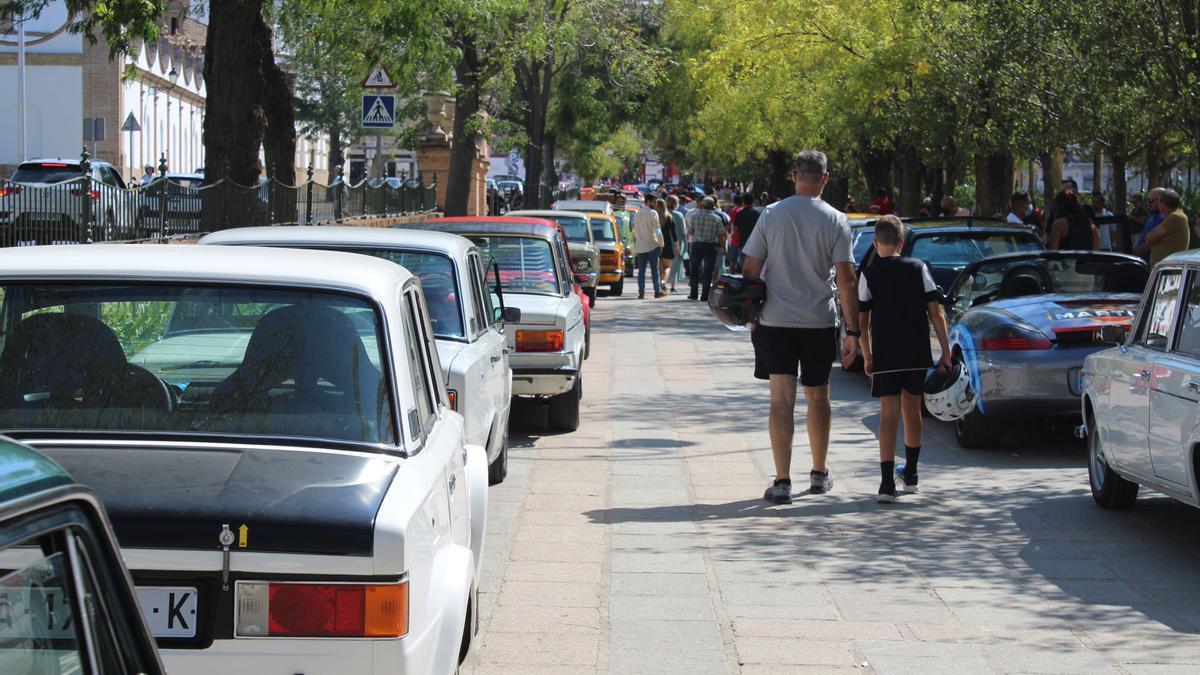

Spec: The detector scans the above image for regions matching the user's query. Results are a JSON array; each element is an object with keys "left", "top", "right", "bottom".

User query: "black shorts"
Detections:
[
  {"left": 871, "top": 369, "right": 926, "bottom": 397},
  {"left": 751, "top": 325, "right": 837, "bottom": 387}
]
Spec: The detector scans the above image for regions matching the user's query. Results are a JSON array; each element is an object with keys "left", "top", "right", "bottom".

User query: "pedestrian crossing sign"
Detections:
[{"left": 362, "top": 94, "right": 396, "bottom": 128}]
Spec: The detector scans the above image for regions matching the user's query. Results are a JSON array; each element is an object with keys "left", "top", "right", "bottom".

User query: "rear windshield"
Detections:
[
  {"left": 468, "top": 235, "right": 561, "bottom": 296},
  {"left": 910, "top": 232, "right": 1041, "bottom": 268},
  {"left": 852, "top": 230, "right": 876, "bottom": 263},
  {"left": 539, "top": 215, "right": 590, "bottom": 242},
  {"left": 950, "top": 255, "right": 1147, "bottom": 311},
  {"left": 590, "top": 217, "right": 616, "bottom": 242},
  {"left": 0, "top": 284, "right": 395, "bottom": 446},
  {"left": 12, "top": 164, "right": 82, "bottom": 184},
  {"left": 326, "top": 249, "right": 464, "bottom": 339}
]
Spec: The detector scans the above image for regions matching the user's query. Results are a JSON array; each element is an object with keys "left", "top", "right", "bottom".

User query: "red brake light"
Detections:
[
  {"left": 447, "top": 389, "right": 458, "bottom": 410},
  {"left": 980, "top": 324, "right": 1052, "bottom": 350},
  {"left": 237, "top": 581, "right": 408, "bottom": 638},
  {"left": 0, "top": 186, "right": 20, "bottom": 197},
  {"left": 516, "top": 330, "right": 564, "bottom": 352},
  {"left": 38, "top": 162, "right": 68, "bottom": 168}
]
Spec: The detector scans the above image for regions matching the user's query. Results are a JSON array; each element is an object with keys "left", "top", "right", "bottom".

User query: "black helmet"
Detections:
[{"left": 708, "top": 275, "right": 766, "bottom": 327}]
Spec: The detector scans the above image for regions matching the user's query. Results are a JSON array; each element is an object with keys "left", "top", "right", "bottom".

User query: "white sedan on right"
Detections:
[{"left": 1081, "top": 250, "right": 1200, "bottom": 510}]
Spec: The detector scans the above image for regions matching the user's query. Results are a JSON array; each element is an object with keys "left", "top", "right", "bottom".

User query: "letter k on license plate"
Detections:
[{"left": 136, "top": 586, "right": 199, "bottom": 638}]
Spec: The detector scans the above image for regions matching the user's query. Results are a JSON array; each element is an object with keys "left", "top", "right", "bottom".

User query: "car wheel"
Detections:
[
  {"left": 612, "top": 276, "right": 624, "bottom": 296},
  {"left": 548, "top": 377, "right": 581, "bottom": 431},
  {"left": 954, "top": 407, "right": 1003, "bottom": 448},
  {"left": 587, "top": 287, "right": 597, "bottom": 308},
  {"left": 488, "top": 430, "right": 508, "bottom": 486},
  {"left": 584, "top": 324, "right": 591, "bottom": 360},
  {"left": 1088, "top": 418, "right": 1138, "bottom": 509}
]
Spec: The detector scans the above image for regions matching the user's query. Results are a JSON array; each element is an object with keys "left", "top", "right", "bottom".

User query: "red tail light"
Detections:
[
  {"left": 236, "top": 581, "right": 408, "bottom": 638},
  {"left": 980, "top": 324, "right": 1052, "bottom": 350},
  {"left": 69, "top": 188, "right": 100, "bottom": 200},
  {"left": 0, "top": 186, "right": 21, "bottom": 197},
  {"left": 447, "top": 388, "right": 458, "bottom": 410},
  {"left": 516, "top": 330, "right": 564, "bottom": 352},
  {"left": 601, "top": 253, "right": 620, "bottom": 266}
]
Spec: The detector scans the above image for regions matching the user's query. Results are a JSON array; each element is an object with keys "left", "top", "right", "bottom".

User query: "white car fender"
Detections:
[
  {"left": 425, "top": 543, "right": 476, "bottom": 675},
  {"left": 465, "top": 443, "right": 488, "bottom": 579}
]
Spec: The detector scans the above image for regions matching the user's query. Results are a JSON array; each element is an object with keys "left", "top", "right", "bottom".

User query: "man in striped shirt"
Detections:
[{"left": 685, "top": 197, "right": 726, "bottom": 301}]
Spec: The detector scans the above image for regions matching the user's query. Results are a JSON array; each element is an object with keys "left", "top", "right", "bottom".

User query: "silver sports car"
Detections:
[{"left": 943, "top": 250, "right": 1150, "bottom": 448}]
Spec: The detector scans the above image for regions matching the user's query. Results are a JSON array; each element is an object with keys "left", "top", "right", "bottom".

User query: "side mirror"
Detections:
[
  {"left": 503, "top": 307, "right": 522, "bottom": 323},
  {"left": 1099, "top": 325, "right": 1128, "bottom": 344}
]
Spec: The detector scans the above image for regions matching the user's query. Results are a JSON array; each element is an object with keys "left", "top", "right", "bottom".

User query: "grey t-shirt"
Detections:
[{"left": 741, "top": 195, "right": 852, "bottom": 328}]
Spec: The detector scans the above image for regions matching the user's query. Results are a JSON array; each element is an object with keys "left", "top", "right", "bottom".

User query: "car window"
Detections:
[
  {"left": 1136, "top": 269, "right": 1182, "bottom": 350},
  {"left": 328, "top": 248, "right": 465, "bottom": 339},
  {"left": 540, "top": 215, "right": 590, "bottom": 243},
  {"left": 12, "top": 163, "right": 82, "bottom": 184},
  {"left": 1173, "top": 271, "right": 1200, "bottom": 359},
  {"left": 400, "top": 291, "right": 435, "bottom": 442},
  {"left": 471, "top": 235, "right": 561, "bottom": 295},
  {"left": 950, "top": 254, "right": 1145, "bottom": 309},
  {"left": 0, "top": 542, "right": 89, "bottom": 673},
  {"left": 589, "top": 217, "right": 616, "bottom": 242},
  {"left": 469, "top": 255, "right": 496, "bottom": 328},
  {"left": 555, "top": 234, "right": 573, "bottom": 292},
  {"left": 852, "top": 230, "right": 876, "bottom": 263},
  {"left": 909, "top": 233, "right": 1041, "bottom": 268},
  {"left": 0, "top": 283, "right": 395, "bottom": 446}
]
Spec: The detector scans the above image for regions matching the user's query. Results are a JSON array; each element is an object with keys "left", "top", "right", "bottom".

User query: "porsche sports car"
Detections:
[{"left": 942, "top": 250, "right": 1150, "bottom": 447}]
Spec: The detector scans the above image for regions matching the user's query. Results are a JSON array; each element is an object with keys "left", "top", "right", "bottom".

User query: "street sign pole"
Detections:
[{"left": 375, "top": 130, "right": 383, "bottom": 180}]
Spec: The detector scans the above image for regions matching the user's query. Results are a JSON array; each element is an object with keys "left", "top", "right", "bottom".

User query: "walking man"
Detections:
[
  {"left": 742, "top": 150, "right": 860, "bottom": 504},
  {"left": 685, "top": 196, "right": 725, "bottom": 301},
  {"left": 634, "top": 192, "right": 666, "bottom": 299},
  {"left": 858, "top": 216, "right": 951, "bottom": 503}
]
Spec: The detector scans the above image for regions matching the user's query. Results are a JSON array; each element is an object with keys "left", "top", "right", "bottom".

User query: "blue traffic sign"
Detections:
[{"left": 362, "top": 94, "right": 396, "bottom": 128}]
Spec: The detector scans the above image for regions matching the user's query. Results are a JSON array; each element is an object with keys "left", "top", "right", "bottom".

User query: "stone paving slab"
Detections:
[{"left": 462, "top": 293, "right": 1200, "bottom": 675}]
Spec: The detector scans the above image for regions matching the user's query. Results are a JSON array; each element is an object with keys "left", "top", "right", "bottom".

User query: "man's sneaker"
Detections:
[
  {"left": 763, "top": 479, "right": 793, "bottom": 504},
  {"left": 895, "top": 465, "right": 919, "bottom": 493},
  {"left": 876, "top": 484, "right": 898, "bottom": 504},
  {"left": 809, "top": 470, "right": 833, "bottom": 494}
]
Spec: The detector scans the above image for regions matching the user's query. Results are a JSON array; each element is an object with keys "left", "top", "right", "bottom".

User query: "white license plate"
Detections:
[{"left": 135, "top": 586, "right": 199, "bottom": 638}]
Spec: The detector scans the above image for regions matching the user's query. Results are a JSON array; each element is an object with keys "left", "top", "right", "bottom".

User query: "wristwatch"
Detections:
[{"left": 845, "top": 329, "right": 862, "bottom": 338}]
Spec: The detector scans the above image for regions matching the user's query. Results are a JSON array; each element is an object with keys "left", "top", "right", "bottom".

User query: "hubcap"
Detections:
[{"left": 1089, "top": 426, "right": 1106, "bottom": 490}]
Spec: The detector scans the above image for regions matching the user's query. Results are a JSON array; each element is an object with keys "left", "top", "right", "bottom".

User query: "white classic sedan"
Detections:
[
  {"left": 1081, "top": 250, "right": 1200, "bottom": 511},
  {"left": 0, "top": 245, "right": 488, "bottom": 674},
  {"left": 200, "top": 226, "right": 516, "bottom": 484},
  {"left": 407, "top": 218, "right": 587, "bottom": 431}
]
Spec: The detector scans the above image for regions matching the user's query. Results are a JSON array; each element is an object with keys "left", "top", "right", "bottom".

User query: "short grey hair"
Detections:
[
  {"left": 874, "top": 215, "right": 905, "bottom": 246},
  {"left": 1160, "top": 188, "right": 1182, "bottom": 209},
  {"left": 794, "top": 150, "right": 828, "bottom": 183}
]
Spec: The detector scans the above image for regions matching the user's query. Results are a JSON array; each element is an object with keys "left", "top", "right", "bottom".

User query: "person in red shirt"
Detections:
[{"left": 868, "top": 188, "right": 895, "bottom": 216}]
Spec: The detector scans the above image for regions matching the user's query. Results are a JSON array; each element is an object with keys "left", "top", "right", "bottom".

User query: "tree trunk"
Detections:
[
  {"left": 856, "top": 139, "right": 894, "bottom": 198},
  {"left": 202, "top": 0, "right": 267, "bottom": 230},
  {"left": 897, "top": 144, "right": 921, "bottom": 216},
  {"left": 1092, "top": 145, "right": 1104, "bottom": 194},
  {"left": 543, "top": 132, "right": 558, "bottom": 201},
  {"left": 445, "top": 37, "right": 482, "bottom": 217},
  {"left": 518, "top": 57, "right": 554, "bottom": 209},
  {"left": 973, "top": 152, "right": 1013, "bottom": 218},
  {"left": 327, "top": 122, "right": 342, "bottom": 180},
  {"left": 1112, "top": 152, "right": 1131, "bottom": 251},
  {"left": 766, "top": 150, "right": 792, "bottom": 199},
  {"left": 1146, "top": 135, "right": 1170, "bottom": 188},
  {"left": 257, "top": 12, "right": 296, "bottom": 222},
  {"left": 1038, "top": 150, "right": 1062, "bottom": 218}
]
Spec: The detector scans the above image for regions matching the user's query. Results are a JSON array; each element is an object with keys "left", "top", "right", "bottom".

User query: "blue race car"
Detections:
[{"left": 942, "top": 250, "right": 1149, "bottom": 448}]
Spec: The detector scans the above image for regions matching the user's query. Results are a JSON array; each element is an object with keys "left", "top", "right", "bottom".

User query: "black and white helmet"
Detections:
[
  {"left": 923, "top": 361, "right": 977, "bottom": 422},
  {"left": 708, "top": 275, "right": 766, "bottom": 328}
]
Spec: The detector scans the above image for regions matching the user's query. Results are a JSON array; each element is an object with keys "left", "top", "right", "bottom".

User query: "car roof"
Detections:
[
  {"left": 199, "top": 226, "right": 477, "bottom": 257},
  {"left": 407, "top": 217, "right": 561, "bottom": 239},
  {"left": 0, "top": 436, "right": 74, "bottom": 504},
  {"left": 0, "top": 244, "right": 415, "bottom": 296},
  {"left": 1162, "top": 249, "right": 1200, "bottom": 265},
  {"left": 509, "top": 209, "right": 591, "bottom": 220}
]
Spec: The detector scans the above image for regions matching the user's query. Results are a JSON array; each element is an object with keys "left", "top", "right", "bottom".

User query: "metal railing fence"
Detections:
[{"left": 0, "top": 152, "right": 437, "bottom": 247}]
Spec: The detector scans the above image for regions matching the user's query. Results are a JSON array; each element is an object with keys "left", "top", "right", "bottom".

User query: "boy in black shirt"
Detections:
[{"left": 857, "top": 216, "right": 951, "bottom": 502}]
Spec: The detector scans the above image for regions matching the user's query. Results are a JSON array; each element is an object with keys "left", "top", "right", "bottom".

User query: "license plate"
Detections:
[{"left": 135, "top": 586, "right": 199, "bottom": 638}]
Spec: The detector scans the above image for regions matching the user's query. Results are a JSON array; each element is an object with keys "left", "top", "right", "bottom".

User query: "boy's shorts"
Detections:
[
  {"left": 871, "top": 369, "right": 925, "bottom": 398},
  {"left": 752, "top": 325, "right": 836, "bottom": 387}
]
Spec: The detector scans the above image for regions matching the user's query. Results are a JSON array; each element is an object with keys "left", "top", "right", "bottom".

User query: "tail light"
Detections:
[
  {"left": 601, "top": 253, "right": 620, "bottom": 266},
  {"left": 447, "top": 388, "right": 458, "bottom": 410},
  {"left": 0, "top": 186, "right": 21, "bottom": 197},
  {"left": 516, "top": 330, "right": 564, "bottom": 352},
  {"left": 980, "top": 324, "right": 1052, "bottom": 351},
  {"left": 235, "top": 581, "right": 408, "bottom": 638},
  {"left": 69, "top": 188, "right": 100, "bottom": 200}
]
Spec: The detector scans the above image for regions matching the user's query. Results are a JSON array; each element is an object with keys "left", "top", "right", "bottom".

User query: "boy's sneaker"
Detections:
[
  {"left": 809, "top": 470, "right": 833, "bottom": 494},
  {"left": 895, "top": 465, "right": 919, "bottom": 493},
  {"left": 876, "top": 484, "right": 898, "bottom": 504},
  {"left": 763, "top": 479, "right": 793, "bottom": 504}
]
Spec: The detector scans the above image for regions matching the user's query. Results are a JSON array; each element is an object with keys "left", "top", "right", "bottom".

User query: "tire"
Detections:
[
  {"left": 487, "top": 430, "right": 508, "bottom": 486},
  {"left": 584, "top": 324, "right": 591, "bottom": 360},
  {"left": 586, "top": 287, "right": 596, "bottom": 308},
  {"left": 1088, "top": 417, "right": 1139, "bottom": 509},
  {"left": 548, "top": 377, "right": 581, "bottom": 431},
  {"left": 955, "top": 407, "right": 1003, "bottom": 448},
  {"left": 611, "top": 276, "right": 624, "bottom": 296}
]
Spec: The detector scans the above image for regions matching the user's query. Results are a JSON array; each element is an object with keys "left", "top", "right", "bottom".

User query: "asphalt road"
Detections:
[{"left": 462, "top": 288, "right": 1200, "bottom": 674}]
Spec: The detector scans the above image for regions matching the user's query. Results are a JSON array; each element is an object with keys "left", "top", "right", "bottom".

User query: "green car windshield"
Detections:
[
  {"left": 0, "top": 283, "right": 395, "bottom": 446},
  {"left": 538, "top": 215, "right": 591, "bottom": 243},
  {"left": 590, "top": 217, "right": 617, "bottom": 242}
]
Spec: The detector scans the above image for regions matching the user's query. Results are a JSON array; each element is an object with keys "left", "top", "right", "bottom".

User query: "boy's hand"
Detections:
[
  {"left": 863, "top": 354, "right": 874, "bottom": 376},
  {"left": 937, "top": 354, "right": 952, "bottom": 373},
  {"left": 841, "top": 336, "right": 858, "bottom": 366}
]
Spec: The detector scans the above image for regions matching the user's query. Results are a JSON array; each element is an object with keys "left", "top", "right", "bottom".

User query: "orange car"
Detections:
[{"left": 587, "top": 213, "right": 626, "bottom": 296}]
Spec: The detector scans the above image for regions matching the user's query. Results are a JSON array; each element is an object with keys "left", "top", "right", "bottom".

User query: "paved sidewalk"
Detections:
[{"left": 463, "top": 292, "right": 1200, "bottom": 674}]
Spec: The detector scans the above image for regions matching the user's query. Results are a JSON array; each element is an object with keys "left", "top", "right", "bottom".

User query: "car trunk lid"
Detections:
[{"left": 991, "top": 294, "right": 1141, "bottom": 343}]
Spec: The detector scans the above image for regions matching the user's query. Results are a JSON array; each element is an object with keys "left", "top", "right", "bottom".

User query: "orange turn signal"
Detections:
[
  {"left": 447, "top": 389, "right": 458, "bottom": 411},
  {"left": 516, "top": 330, "right": 565, "bottom": 352},
  {"left": 364, "top": 583, "right": 409, "bottom": 637}
]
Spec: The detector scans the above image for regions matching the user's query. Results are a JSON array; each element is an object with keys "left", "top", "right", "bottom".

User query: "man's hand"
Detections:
[
  {"left": 841, "top": 335, "right": 859, "bottom": 368},
  {"left": 937, "top": 353, "right": 952, "bottom": 373},
  {"left": 862, "top": 353, "right": 874, "bottom": 376}
]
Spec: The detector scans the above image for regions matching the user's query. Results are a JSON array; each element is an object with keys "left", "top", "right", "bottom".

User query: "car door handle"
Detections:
[
  {"left": 448, "top": 473, "right": 456, "bottom": 494},
  {"left": 491, "top": 355, "right": 504, "bottom": 363}
]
